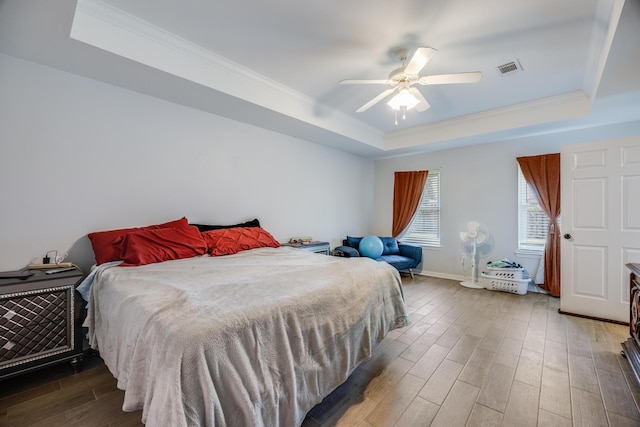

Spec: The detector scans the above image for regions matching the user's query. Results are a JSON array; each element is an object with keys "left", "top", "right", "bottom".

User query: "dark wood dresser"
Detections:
[
  {"left": 623, "top": 263, "right": 640, "bottom": 384},
  {"left": 0, "top": 268, "right": 85, "bottom": 380}
]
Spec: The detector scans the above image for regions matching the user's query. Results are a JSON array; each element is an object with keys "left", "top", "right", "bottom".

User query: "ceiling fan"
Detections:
[{"left": 340, "top": 47, "right": 482, "bottom": 121}]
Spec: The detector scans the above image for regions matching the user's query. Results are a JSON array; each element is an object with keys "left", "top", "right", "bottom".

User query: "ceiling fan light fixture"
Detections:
[
  {"left": 387, "top": 88, "right": 420, "bottom": 111},
  {"left": 342, "top": 46, "right": 479, "bottom": 121}
]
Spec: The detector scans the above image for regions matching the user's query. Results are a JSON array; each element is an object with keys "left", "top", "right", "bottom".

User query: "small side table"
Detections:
[
  {"left": 0, "top": 268, "right": 85, "bottom": 380},
  {"left": 281, "top": 241, "right": 330, "bottom": 255}
]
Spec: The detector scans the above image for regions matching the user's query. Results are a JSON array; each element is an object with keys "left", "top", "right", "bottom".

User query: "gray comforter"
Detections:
[{"left": 85, "top": 247, "right": 408, "bottom": 426}]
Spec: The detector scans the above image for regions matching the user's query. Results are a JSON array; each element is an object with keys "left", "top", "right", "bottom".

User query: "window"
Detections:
[
  {"left": 402, "top": 170, "right": 440, "bottom": 247},
  {"left": 518, "top": 166, "right": 554, "bottom": 251}
]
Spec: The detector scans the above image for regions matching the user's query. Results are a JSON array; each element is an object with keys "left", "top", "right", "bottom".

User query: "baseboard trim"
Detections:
[
  {"left": 415, "top": 270, "right": 466, "bottom": 282},
  {"left": 557, "top": 309, "right": 629, "bottom": 326}
]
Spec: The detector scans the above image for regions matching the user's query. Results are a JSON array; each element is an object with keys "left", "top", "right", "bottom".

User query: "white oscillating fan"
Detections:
[{"left": 459, "top": 221, "right": 492, "bottom": 289}]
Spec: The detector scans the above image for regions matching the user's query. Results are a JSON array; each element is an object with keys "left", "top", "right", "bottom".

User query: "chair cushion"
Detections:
[
  {"left": 345, "top": 236, "right": 363, "bottom": 249},
  {"left": 379, "top": 237, "right": 399, "bottom": 255},
  {"left": 379, "top": 254, "right": 419, "bottom": 270}
]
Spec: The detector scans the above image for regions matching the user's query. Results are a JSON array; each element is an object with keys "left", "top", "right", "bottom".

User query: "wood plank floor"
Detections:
[{"left": 1, "top": 275, "right": 639, "bottom": 426}]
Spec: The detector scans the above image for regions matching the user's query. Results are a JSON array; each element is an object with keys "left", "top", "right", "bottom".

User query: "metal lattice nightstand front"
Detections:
[{"left": 0, "top": 269, "right": 84, "bottom": 380}]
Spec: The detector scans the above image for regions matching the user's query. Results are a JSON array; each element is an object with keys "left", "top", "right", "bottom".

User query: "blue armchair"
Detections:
[{"left": 334, "top": 236, "right": 422, "bottom": 278}]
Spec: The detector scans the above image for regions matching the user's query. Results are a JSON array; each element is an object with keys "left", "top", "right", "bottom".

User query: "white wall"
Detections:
[
  {"left": 373, "top": 120, "right": 640, "bottom": 280},
  {"left": 4, "top": 52, "right": 640, "bottom": 276},
  {"left": 0, "top": 54, "right": 374, "bottom": 271}
]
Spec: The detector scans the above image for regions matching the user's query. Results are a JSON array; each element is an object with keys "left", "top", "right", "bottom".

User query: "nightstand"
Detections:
[
  {"left": 0, "top": 268, "right": 85, "bottom": 380},
  {"left": 282, "top": 241, "right": 331, "bottom": 255}
]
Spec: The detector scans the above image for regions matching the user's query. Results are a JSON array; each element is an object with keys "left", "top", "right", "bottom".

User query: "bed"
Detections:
[{"left": 81, "top": 241, "right": 408, "bottom": 426}]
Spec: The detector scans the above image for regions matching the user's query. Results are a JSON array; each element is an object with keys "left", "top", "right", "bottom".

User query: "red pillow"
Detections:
[
  {"left": 116, "top": 226, "right": 207, "bottom": 266},
  {"left": 88, "top": 217, "right": 189, "bottom": 265},
  {"left": 202, "top": 227, "right": 280, "bottom": 256}
]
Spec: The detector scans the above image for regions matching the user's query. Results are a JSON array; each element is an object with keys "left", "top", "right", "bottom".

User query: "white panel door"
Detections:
[{"left": 561, "top": 136, "right": 640, "bottom": 323}]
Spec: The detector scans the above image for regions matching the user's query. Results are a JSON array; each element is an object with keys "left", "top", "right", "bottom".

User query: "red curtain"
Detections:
[
  {"left": 517, "top": 154, "right": 561, "bottom": 296},
  {"left": 392, "top": 171, "right": 429, "bottom": 237}
]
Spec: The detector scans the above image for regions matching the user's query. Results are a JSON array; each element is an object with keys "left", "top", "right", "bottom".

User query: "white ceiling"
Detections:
[{"left": 1, "top": 0, "right": 639, "bottom": 158}]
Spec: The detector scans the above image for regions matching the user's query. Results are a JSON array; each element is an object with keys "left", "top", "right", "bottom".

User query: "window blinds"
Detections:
[
  {"left": 518, "top": 167, "right": 551, "bottom": 250},
  {"left": 402, "top": 170, "right": 440, "bottom": 246}
]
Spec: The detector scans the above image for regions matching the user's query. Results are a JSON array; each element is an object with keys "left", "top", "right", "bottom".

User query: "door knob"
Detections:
[{"left": 563, "top": 233, "right": 572, "bottom": 239}]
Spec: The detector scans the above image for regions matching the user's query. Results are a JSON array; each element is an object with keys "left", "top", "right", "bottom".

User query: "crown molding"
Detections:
[
  {"left": 73, "top": 0, "right": 299, "bottom": 100},
  {"left": 384, "top": 91, "right": 591, "bottom": 150},
  {"left": 69, "top": 0, "right": 625, "bottom": 157},
  {"left": 71, "top": 0, "right": 384, "bottom": 150},
  {"left": 583, "top": 0, "right": 625, "bottom": 100}
]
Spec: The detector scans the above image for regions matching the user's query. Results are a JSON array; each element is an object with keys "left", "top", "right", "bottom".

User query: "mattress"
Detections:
[{"left": 84, "top": 247, "right": 408, "bottom": 426}]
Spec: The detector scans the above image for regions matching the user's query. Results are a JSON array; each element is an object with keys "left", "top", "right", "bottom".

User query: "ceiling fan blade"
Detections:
[
  {"left": 356, "top": 88, "right": 396, "bottom": 112},
  {"left": 409, "top": 87, "right": 431, "bottom": 112},
  {"left": 418, "top": 71, "right": 482, "bottom": 85},
  {"left": 340, "top": 79, "right": 393, "bottom": 85},
  {"left": 404, "top": 46, "right": 437, "bottom": 75}
]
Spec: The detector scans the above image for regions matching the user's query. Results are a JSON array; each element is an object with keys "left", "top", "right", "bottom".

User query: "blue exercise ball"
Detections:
[{"left": 359, "top": 235, "right": 383, "bottom": 259}]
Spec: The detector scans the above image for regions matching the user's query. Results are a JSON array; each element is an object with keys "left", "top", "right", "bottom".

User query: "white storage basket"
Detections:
[
  {"left": 485, "top": 267, "right": 524, "bottom": 280},
  {"left": 481, "top": 272, "right": 529, "bottom": 295}
]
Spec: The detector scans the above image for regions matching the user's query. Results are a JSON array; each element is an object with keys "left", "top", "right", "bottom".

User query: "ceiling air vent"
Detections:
[{"left": 497, "top": 59, "right": 523, "bottom": 75}]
